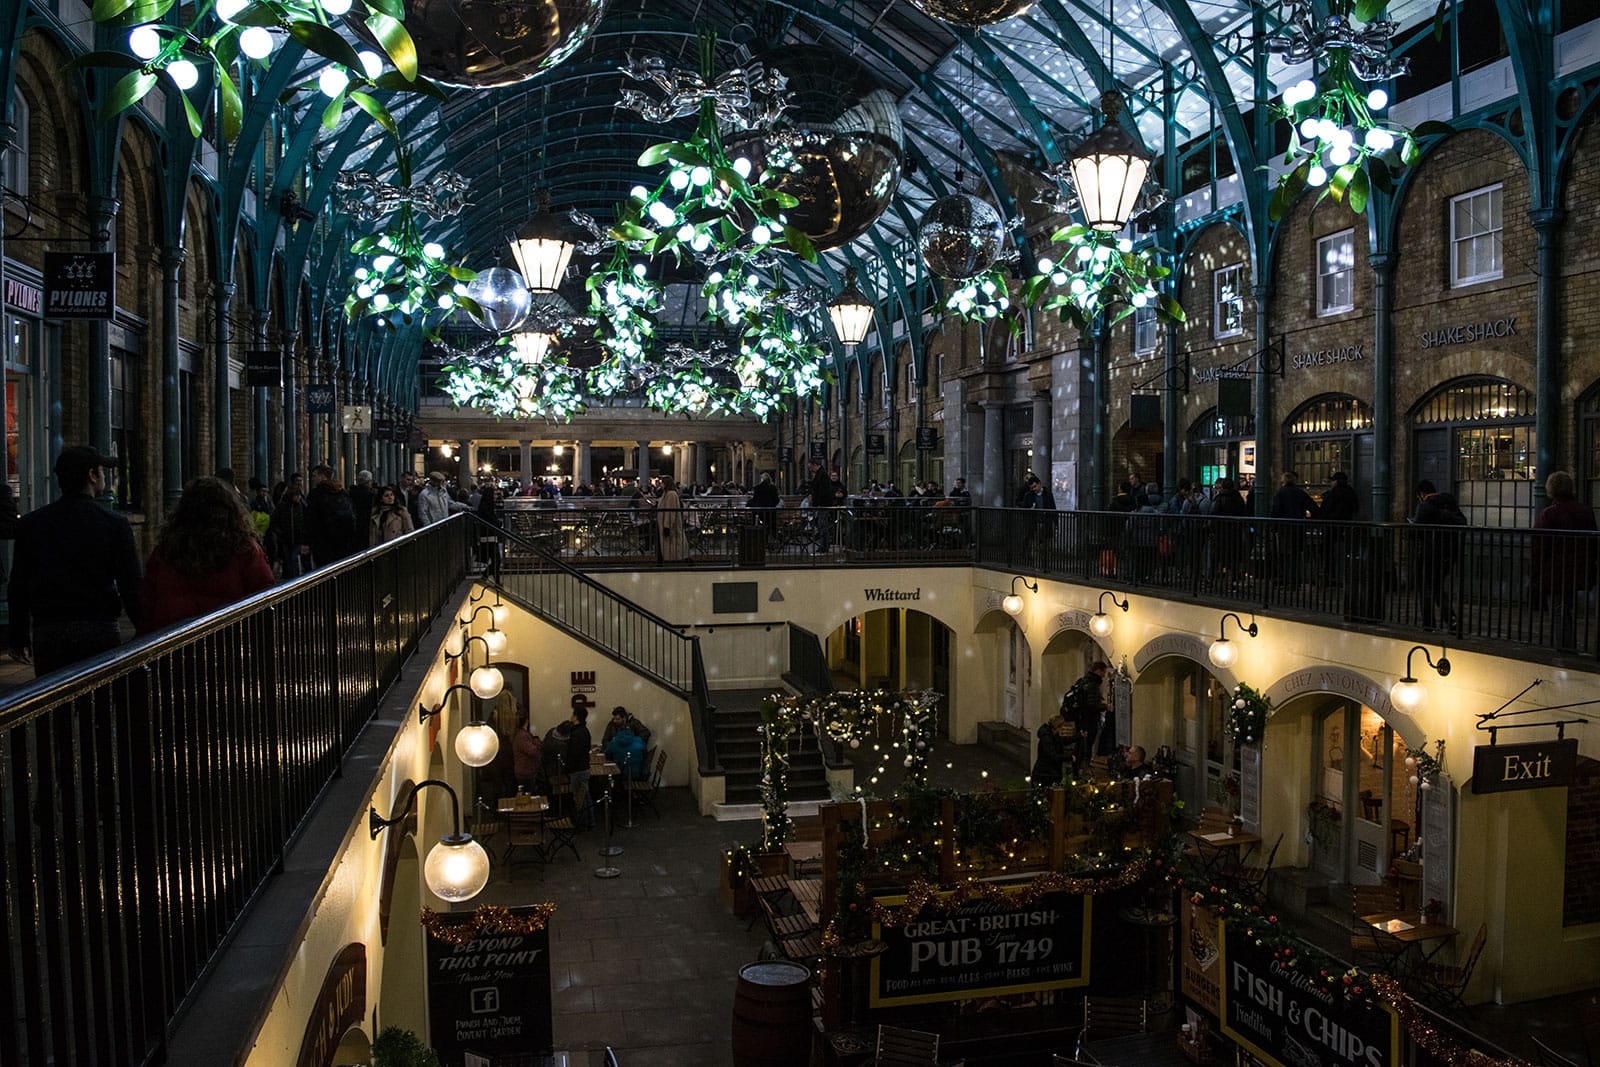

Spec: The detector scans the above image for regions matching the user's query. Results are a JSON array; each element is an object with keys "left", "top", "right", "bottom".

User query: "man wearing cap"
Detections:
[
  {"left": 417, "top": 471, "right": 468, "bottom": 526},
  {"left": 8, "top": 445, "right": 143, "bottom": 676}
]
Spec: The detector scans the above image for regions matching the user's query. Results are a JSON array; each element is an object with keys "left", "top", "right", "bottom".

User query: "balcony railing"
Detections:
[
  {"left": 0, "top": 516, "right": 470, "bottom": 1067},
  {"left": 492, "top": 503, "right": 1600, "bottom": 665}
]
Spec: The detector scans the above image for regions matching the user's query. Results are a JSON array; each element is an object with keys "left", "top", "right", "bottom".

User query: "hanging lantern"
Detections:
[
  {"left": 508, "top": 189, "right": 580, "bottom": 293},
  {"left": 918, "top": 193, "right": 1005, "bottom": 280},
  {"left": 1068, "top": 91, "right": 1155, "bottom": 232},
  {"left": 464, "top": 267, "right": 534, "bottom": 334},
  {"left": 827, "top": 268, "right": 875, "bottom": 348},
  {"left": 510, "top": 330, "right": 555, "bottom": 365}
]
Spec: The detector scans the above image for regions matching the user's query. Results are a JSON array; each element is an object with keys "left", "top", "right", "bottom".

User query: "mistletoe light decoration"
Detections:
[
  {"left": 1024, "top": 226, "right": 1185, "bottom": 331},
  {"left": 1265, "top": 0, "right": 1451, "bottom": 219},
  {"left": 82, "top": 0, "right": 442, "bottom": 142},
  {"left": 1225, "top": 682, "right": 1271, "bottom": 745}
]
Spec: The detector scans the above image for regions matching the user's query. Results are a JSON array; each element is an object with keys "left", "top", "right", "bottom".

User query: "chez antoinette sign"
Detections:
[{"left": 1221, "top": 922, "right": 1398, "bottom": 1067}]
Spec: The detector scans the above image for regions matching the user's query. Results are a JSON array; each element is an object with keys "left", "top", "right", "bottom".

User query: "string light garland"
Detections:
[
  {"left": 419, "top": 902, "right": 557, "bottom": 944},
  {"left": 863, "top": 859, "right": 1155, "bottom": 928},
  {"left": 1369, "top": 974, "right": 1523, "bottom": 1067}
]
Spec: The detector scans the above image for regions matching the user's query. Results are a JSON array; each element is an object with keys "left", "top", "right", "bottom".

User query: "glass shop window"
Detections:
[
  {"left": 1214, "top": 264, "right": 1244, "bottom": 339},
  {"left": 1316, "top": 229, "right": 1355, "bottom": 315},
  {"left": 1133, "top": 305, "right": 1157, "bottom": 355},
  {"left": 1450, "top": 184, "right": 1502, "bottom": 287}
]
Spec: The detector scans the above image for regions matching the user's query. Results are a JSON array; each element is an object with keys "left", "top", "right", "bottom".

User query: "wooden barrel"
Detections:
[{"left": 731, "top": 960, "right": 813, "bottom": 1067}]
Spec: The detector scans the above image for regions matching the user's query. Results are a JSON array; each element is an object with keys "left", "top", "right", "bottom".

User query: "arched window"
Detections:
[
  {"left": 1410, "top": 376, "right": 1535, "bottom": 527},
  {"left": 3, "top": 94, "right": 27, "bottom": 198},
  {"left": 1285, "top": 394, "right": 1373, "bottom": 503}
]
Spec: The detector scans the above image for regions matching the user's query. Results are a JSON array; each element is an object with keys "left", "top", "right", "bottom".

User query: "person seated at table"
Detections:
[
  {"left": 1122, "top": 745, "right": 1155, "bottom": 780},
  {"left": 601, "top": 705, "right": 652, "bottom": 749},
  {"left": 1031, "top": 715, "right": 1073, "bottom": 786},
  {"left": 513, "top": 711, "right": 544, "bottom": 794},
  {"left": 604, "top": 723, "right": 650, "bottom": 781}
]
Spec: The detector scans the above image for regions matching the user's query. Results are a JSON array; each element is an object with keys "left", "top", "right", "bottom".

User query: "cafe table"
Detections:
[
  {"left": 1185, "top": 828, "right": 1261, "bottom": 877},
  {"left": 784, "top": 839, "right": 823, "bottom": 876},
  {"left": 1359, "top": 911, "right": 1458, "bottom": 976}
]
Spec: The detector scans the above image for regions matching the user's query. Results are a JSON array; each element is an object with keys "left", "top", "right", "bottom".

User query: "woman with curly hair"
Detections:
[{"left": 138, "top": 475, "right": 277, "bottom": 633}]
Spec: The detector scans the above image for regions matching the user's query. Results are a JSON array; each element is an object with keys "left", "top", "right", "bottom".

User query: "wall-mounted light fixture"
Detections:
[
  {"left": 418, "top": 684, "right": 502, "bottom": 768},
  {"left": 1207, "top": 612, "right": 1259, "bottom": 669},
  {"left": 371, "top": 779, "right": 490, "bottom": 901},
  {"left": 445, "top": 634, "right": 505, "bottom": 699},
  {"left": 1390, "top": 645, "right": 1451, "bottom": 711},
  {"left": 1089, "top": 591, "right": 1129, "bottom": 638},
  {"left": 458, "top": 604, "right": 508, "bottom": 656},
  {"left": 1002, "top": 576, "right": 1039, "bottom": 616},
  {"left": 468, "top": 585, "right": 511, "bottom": 628}
]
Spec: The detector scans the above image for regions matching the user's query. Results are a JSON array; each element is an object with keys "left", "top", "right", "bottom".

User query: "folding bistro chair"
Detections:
[
  {"left": 1413, "top": 923, "right": 1486, "bottom": 1012},
  {"left": 1236, "top": 833, "right": 1283, "bottom": 903},
  {"left": 1076, "top": 996, "right": 1148, "bottom": 1060},
  {"left": 625, "top": 748, "right": 666, "bottom": 819},
  {"left": 875, "top": 1024, "right": 940, "bottom": 1066}
]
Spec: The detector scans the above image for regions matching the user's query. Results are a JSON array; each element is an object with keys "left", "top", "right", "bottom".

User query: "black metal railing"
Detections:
[
  {"left": 496, "top": 502, "right": 1600, "bottom": 665},
  {"left": 0, "top": 515, "right": 470, "bottom": 1067},
  {"left": 472, "top": 516, "right": 721, "bottom": 775},
  {"left": 787, "top": 624, "right": 835, "bottom": 699}
]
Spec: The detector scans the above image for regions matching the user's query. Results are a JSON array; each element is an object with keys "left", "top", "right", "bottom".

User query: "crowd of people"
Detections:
[
  {"left": 1030, "top": 659, "right": 1165, "bottom": 787},
  {"left": 499, "top": 703, "right": 655, "bottom": 830}
]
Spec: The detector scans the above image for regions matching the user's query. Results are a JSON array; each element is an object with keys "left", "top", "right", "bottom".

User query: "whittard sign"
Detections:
[
  {"left": 870, "top": 890, "right": 1090, "bottom": 1007},
  {"left": 1221, "top": 920, "right": 1398, "bottom": 1067}
]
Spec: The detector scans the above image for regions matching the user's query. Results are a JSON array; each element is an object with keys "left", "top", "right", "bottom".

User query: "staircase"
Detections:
[{"left": 712, "top": 688, "right": 833, "bottom": 805}]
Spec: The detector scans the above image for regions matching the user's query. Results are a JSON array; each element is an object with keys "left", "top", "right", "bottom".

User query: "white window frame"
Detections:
[
  {"left": 4, "top": 95, "right": 27, "bottom": 200},
  {"left": 1133, "top": 304, "right": 1157, "bottom": 355},
  {"left": 1316, "top": 229, "right": 1356, "bottom": 317},
  {"left": 1214, "top": 264, "right": 1244, "bottom": 339},
  {"left": 1450, "top": 184, "right": 1503, "bottom": 288}
]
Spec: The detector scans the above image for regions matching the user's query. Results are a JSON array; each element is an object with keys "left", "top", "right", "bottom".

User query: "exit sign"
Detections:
[{"left": 1471, "top": 738, "right": 1579, "bottom": 794}]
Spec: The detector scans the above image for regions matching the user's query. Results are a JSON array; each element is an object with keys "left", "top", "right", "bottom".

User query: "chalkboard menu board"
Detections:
[
  {"left": 426, "top": 910, "right": 553, "bottom": 1067},
  {"left": 1220, "top": 920, "right": 1398, "bottom": 1067},
  {"left": 870, "top": 890, "right": 1090, "bottom": 1007}
]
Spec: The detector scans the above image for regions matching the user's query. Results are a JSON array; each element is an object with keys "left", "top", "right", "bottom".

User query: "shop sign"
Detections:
[
  {"left": 809, "top": 441, "right": 826, "bottom": 462},
  {"left": 1220, "top": 921, "right": 1398, "bottom": 1067},
  {"left": 870, "top": 890, "right": 1090, "bottom": 1007},
  {"left": 425, "top": 910, "right": 553, "bottom": 1063},
  {"left": 295, "top": 943, "right": 366, "bottom": 1067},
  {"left": 341, "top": 404, "right": 371, "bottom": 433},
  {"left": 916, "top": 427, "right": 938, "bottom": 450},
  {"left": 866, "top": 433, "right": 886, "bottom": 455},
  {"left": 1471, "top": 738, "right": 1578, "bottom": 794},
  {"left": 305, "top": 384, "right": 336, "bottom": 414},
  {"left": 4, "top": 277, "right": 42, "bottom": 315},
  {"left": 864, "top": 587, "right": 921, "bottom": 602},
  {"left": 1419, "top": 316, "right": 1516, "bottom": 349},
  {"left": 1180, "top": 899, "right": 1221, "bottom": 1017},
  {"left": 43, "top": 251, "right": 115, "bottom": 319},
  {"left": 1291, "top": 345, "right": 1364, "bottom": 370},
  {"left": 245, "top": 349, "right": 280, "bottom": 388},
  {"left": 373, "top": 417, "right": 394, "bottom": 442},
  {"left": 780, "top": 446, "right": 794, "bottom": 463},
  {"left": 1194, "top": 365, "right": 1250, "bottom": 384}
]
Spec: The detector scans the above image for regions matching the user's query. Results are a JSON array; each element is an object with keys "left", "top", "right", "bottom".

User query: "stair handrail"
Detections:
[{"left": 471, "top": 514, "right": 721, "bottom": 776}]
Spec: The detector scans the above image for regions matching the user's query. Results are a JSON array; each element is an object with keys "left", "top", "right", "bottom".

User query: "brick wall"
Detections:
[{"left": 1564, "top": 756, "right": 1600, "bottom": 927}]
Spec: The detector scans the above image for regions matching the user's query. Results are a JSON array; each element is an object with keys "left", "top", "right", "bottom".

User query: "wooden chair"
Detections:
[
  {"left": 625, "top": 748, "right": 666, "bottom": 818},
  {"left": 1348, "top": 884, "right": 1404, "bottom": 963},
  {"left": 1414, "top": 923, "right": 1487, "bottom": 1012},
  {"left": 473, "top": 798, "right": 505, "bottom": 852},
  {"left": 503, "top": 812, "right": 548, "bottom": 871},
  {"left": 541, "top": 809, "right": 581, "bottom": 862},
  {"left": 1076, "top": 996, "right": 1148, "bottom": 1059},
  {"left": 1236, "top": 833, "right": 1283, "bottom": 903},
  {"left": 875, "top": 1024, "right": 940, "bottom": 1066},
  {"left": 1531, "top": 1037, "right": 1582, "bottom": 1067}
]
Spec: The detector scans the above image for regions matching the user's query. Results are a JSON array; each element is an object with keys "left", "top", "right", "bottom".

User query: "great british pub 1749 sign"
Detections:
[
  {"left": 43, "top": 251, "right": 116, "bottom": 320},
  {"left": 870, "top": 890, "right": 1090, "bottom": 1007},
  {"left": 1220, "top": 920, "right": 1399, "bottom": 1067}
]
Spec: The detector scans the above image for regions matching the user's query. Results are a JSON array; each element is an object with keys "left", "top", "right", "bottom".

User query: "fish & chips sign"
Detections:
[{"left": 1220, "top": 921, "right": 1398, "bottom": 1067}]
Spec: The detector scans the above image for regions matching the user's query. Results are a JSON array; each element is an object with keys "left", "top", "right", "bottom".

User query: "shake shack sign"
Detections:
[
  {"left": 1420, "top": 316, "right": 1516, "bottom": 349},
  {"left": 1221, "top": 921, "right": 1398, "bottom": 1067},
  {"left": 870, "top": 890, "right": 1090, "bottom": 1006}
]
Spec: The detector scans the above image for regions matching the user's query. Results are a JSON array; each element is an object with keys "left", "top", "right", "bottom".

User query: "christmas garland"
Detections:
[
  {"left": 1226, "top": 682, "right": 1270, "bottom": 744},
  {"left": 419, "top": 903, "right": 556, "bottom": 944},
  {"left": 1369, "top": 975, "right": 1522, "bottom": 1067},
  {"left": 858, "top": 858, "right": 1156, "bottom": 929}
]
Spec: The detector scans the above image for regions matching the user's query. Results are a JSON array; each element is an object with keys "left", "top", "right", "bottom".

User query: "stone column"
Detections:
[
  {"left": 253, "top": 311, "right": 271, "bottom": 483},
  {"left": 342, "top": 373, "right": 358, "bottom": 482},
  {"left": 307, "top": 350, "right": 325, "bottom": 470},
  {"left": 463, "top": 439, "right": 478, "bottom": 486},
  {"left": 1031, "top": 391, "right": 1051, "bottom": 487},
  {"left": 281, "top": 329, "right": 299, "bottom": 484},
  {"left": 1369, "top": 252, "right": 1395, "bottom": 520},
  {"left": 1252, "top": 282, "right": 1272, "bottom": 515},
  {"left": 520, "top": 439, "right": 533, "bottom": 486},
  {"left": 696, "top": 442, "right": 711, "bottom": 486},
  {"left": 941, "top": 377, "right": 967, "bottom": 490},
  {"left": 1532, "top": 208, "right": 1564, "bottom": 513},
  {"left": 637, "top": 439, "right": 651, "bottom": 486},
  {"left": 87, "top": 195, "right": 119, "bottom": 494},
  {"left": 982, "top": 402, "right": 1004, "bottom": 507},
  {"left": 213, "top": 280, "right": 235, "bottom": 473},
  {"left": 575, "top": 439, "right": 591, "bottom": 487},
  {"left": 160, "top": 246, "right": 185, "bottom": 509}
]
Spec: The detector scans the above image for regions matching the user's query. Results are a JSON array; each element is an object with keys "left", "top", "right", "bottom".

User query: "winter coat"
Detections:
[
  {"left": 370, "top": 503, "right": 415, "bottom": 545},
  {"left": 138, "top": 544, "right": 276, "bottom": 633}
]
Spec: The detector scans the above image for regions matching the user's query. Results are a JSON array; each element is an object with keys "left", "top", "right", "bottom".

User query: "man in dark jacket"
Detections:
[
  {"left": 304, "top": 464, "right": 357, "bottom": 568},
  {"left": 1270, "top": 471, "right": 1319, "bottom": 587},
  {"left": 566, "top": 706, "right": 595, "bottom": 828},
  {"left": 349, "top": 470, "right": 377, "bottom": 549},
  {"left": 750, "top": 472, "right": 781, "bottom": 530},
  {"left": 8, "top": 446, "right": 142, "bottom": 676},
  {"left": 1320, "top": 471, "right": 1359, "bottom": 521},
  {"left": 1411, "top": 479, "right": 1468, "bottom": 629}
]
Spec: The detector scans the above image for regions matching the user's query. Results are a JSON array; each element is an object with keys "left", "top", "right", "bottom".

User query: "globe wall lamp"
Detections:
[
  {"left": 1390, "top": 645, "right": 1451, "bottom": 712},
  {"left": 468, "top": 585, "right": 511, "bottom": 628},
  {"left": 1002, "top": 576, "right": 1039, "bottom": 616},
  {"left": 458, "top": 604, "right": 508, "bottom": 656},
  {"left": 1089, "top": 591, "right": 1129, "bottom": 638},
  {"left": 370, "top": 780, "right": 490, "bottom": 902},
  {"left": 827, "top": 267, "right": 875, "bottom": 348},
  {"left": 418, "top": 683, "right": 502, "bottom": 769},
  {"left": 1207, "top": 612, "right": 1258, "bottom": 669},
  {"left": 1069, "top": 91, "right": 1155, "bottom": 232},
  {"left": 445, "top": 634, "right": 505, "bottom": 699},
  {"left": 507, "top": 189, "right": 580, "bottom": 293}
]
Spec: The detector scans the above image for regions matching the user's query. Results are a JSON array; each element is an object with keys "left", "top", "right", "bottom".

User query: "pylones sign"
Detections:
[{"left": 43, "top": 252, "right": 115, "bottom": 320}]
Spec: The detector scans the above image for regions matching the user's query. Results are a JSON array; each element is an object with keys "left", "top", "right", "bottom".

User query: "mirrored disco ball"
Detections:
[
  {"left": 464, "top": 268, "right": 532, "bottom": 333},
  {"left": 402, "top": 0, "right": 610, "bottom": 88},
  {"left": 908, "top": 0, "right": 1036, "bottom": 26},
  {"left": 723, "top": 46, "right": 903, "bottom": 252},
  {"left": 918, "top": 193, "right": 1005, "bottom": 279}
]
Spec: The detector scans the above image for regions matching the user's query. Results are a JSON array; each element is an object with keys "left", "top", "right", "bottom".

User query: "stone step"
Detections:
[{"left": 976, "top": 720, "right": 1032, "bottom": 770}]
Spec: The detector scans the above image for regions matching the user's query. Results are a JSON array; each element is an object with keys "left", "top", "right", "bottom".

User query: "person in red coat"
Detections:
[{"left": 139, "top": 476, "right": 277, "bottom": 633}]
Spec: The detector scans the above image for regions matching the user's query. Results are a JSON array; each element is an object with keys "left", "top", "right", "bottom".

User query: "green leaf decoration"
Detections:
[
  {"left": 637, "top": 142, "right": 708, "bottom": 169},
  {"left": 321, "top": 89, "right": 346, "bottom": 130},
  {"left": 1367, "top": 155, "right": 1394, "bottom": 194},
  {"left": 1353, "top": 0, "right": 1386, "bottom": 22},
  {"left": 217, "top": 66, "right": 243, "bottom": 142},
  {"left": 1329, "top": 162, "right": 1358, "bottom": 199},
  {"left": 98, "top": 70, "right": 158, "bottom": 124},
  {"left": 1412, "top": 120, "right": 1454, "bottom": 140},
  {"left": 90, "top": 0, "right": 134, "bottom": 21},
  {"left": 373, "top": 71, "right": 446, "bottom": 101},
  {"left": 229, "top": 3, "right": 283, "bottom": 27},
  {"left": 1431, "top": 0, "right": 1449, "bottom": 39},
  {"left": 351, "top": 235, "right": 379, "bottom": 254},
  {"left": 1269, "top": 161, "right": 1309, "bottom": 223},
  {"left": 1346, "top": 167, "right": 1371, "bottom": 214},
  {"left": 782, "top": 226, "right": 817, "bottom": 263},
  {"left": 99, "top": 0, "right": 173, "bottom": 30},
  {"left": 66, "top": 50, "right": 146, "bottom": 72},
  {"left": 180, "top": 89, "right": 202, "bottom": 138},
  {"left": 349, "top": 91, "right": 397, "bottom": 137},
  {"left": 287, "top": 21, "right": 366, "bottom": 72},
  {"left": 365, "top": 12, "right": 418, "bottom": 81},
  {"left": 1399, "top": 136, "right": 1420, "bottom": 167},
  {"left": 611, "top": 221, "right": 656, "bottom": 242},
  {"left": 1159, "top": 293, "right": 1186, "bottom": 322},
  {"left": 446, "top": 266, "right": 477, "bottom": 281},
  {"left": 365, "top": 0, "right": 404, "bottom": 18}
]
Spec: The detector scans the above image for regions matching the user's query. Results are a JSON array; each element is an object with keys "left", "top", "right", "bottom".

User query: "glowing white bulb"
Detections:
[
  {"left": 1328, "top": 144, "right": 1352, "bottom": 166},
  {"left": 676, "top": 224, "right": 695, "bottom": 242},
  {"left": 733, "top": 157, "right": 753, "bottom": 179},
  {"left": 321, "top": 0, "right": 353, "bottom": 14},
  {"left": 318, "top": 66, "right": 349, "bottom": 97},
  {"left": 469, "top": 664, "right": 504, "bottom": 700},
  {"left": 1307, "top": 165, "right": 1329, "bottom": 187},
  {"left": 423, "top": 837, "right": 489, "bottom": 902},
  {"left": 1365, "top": 128, "right": 1395, "bottom": 152},
  {"left": 357, "top": 50, "right": 384, "bottom": 78},
  {"left": 1038, "top": 257, "right": 1055, "bottom": 273},
  {"left": 1366, "top": 88, "right": 1389, "bottom": 111},
  {"left": 1390, "top": 678, "right": 1426, "bottom": 711},
  {"left": 1002, "top": 593, "right": 1024, "bottom": 616},
  {"left": 1331, "top": 127, "right": 1355, "bottom": 150},
  {"left": 128, "top": 25, "right": 162, "bottom": 59},
  {"left": 689, "top": 166, "right": 711, "bottom": 186},
  {"left": 1089, "top": 612, "right": 1114, "bottom": 638},
  {"left": 1208, "top": 638, "right": 1239, "bottom": 669},
  {"left": 668, "top": 169, "right": 690, "bottom": 191},
  {"left": 483, "top": 627, "right": 507, "bottom": 655},
  {"left": 422, "top": 241, "right": 444, "bottom": 259},
  {"left": 370, "top": 293, "right": 390, "bottom": 311},
  {"left": 436, "top": 293, "right": 454, "bottom": 309},
  {"left": 238, "top": 26, "right": 274, "bottom": 59},
  {"left": 166, "top": 59, "right": 199, "bottom": 91},
  {"left": 751, "top": 224, "right": 772, "bottom": 244},
  {"left": 454, "top": 722, "right": 500, "bottom": 767},
  {"left": 647, "top": 200, "right": 677, "bottom": 227},
  {"left": 1118, "top": 238, "right": 1133, "bottom": 253},
  {"left": 444, "top": 626, "right": 465, "bottom": 657},
  {"left": 1299, "top": 118, "right": 1319, "bottom": 139}
]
